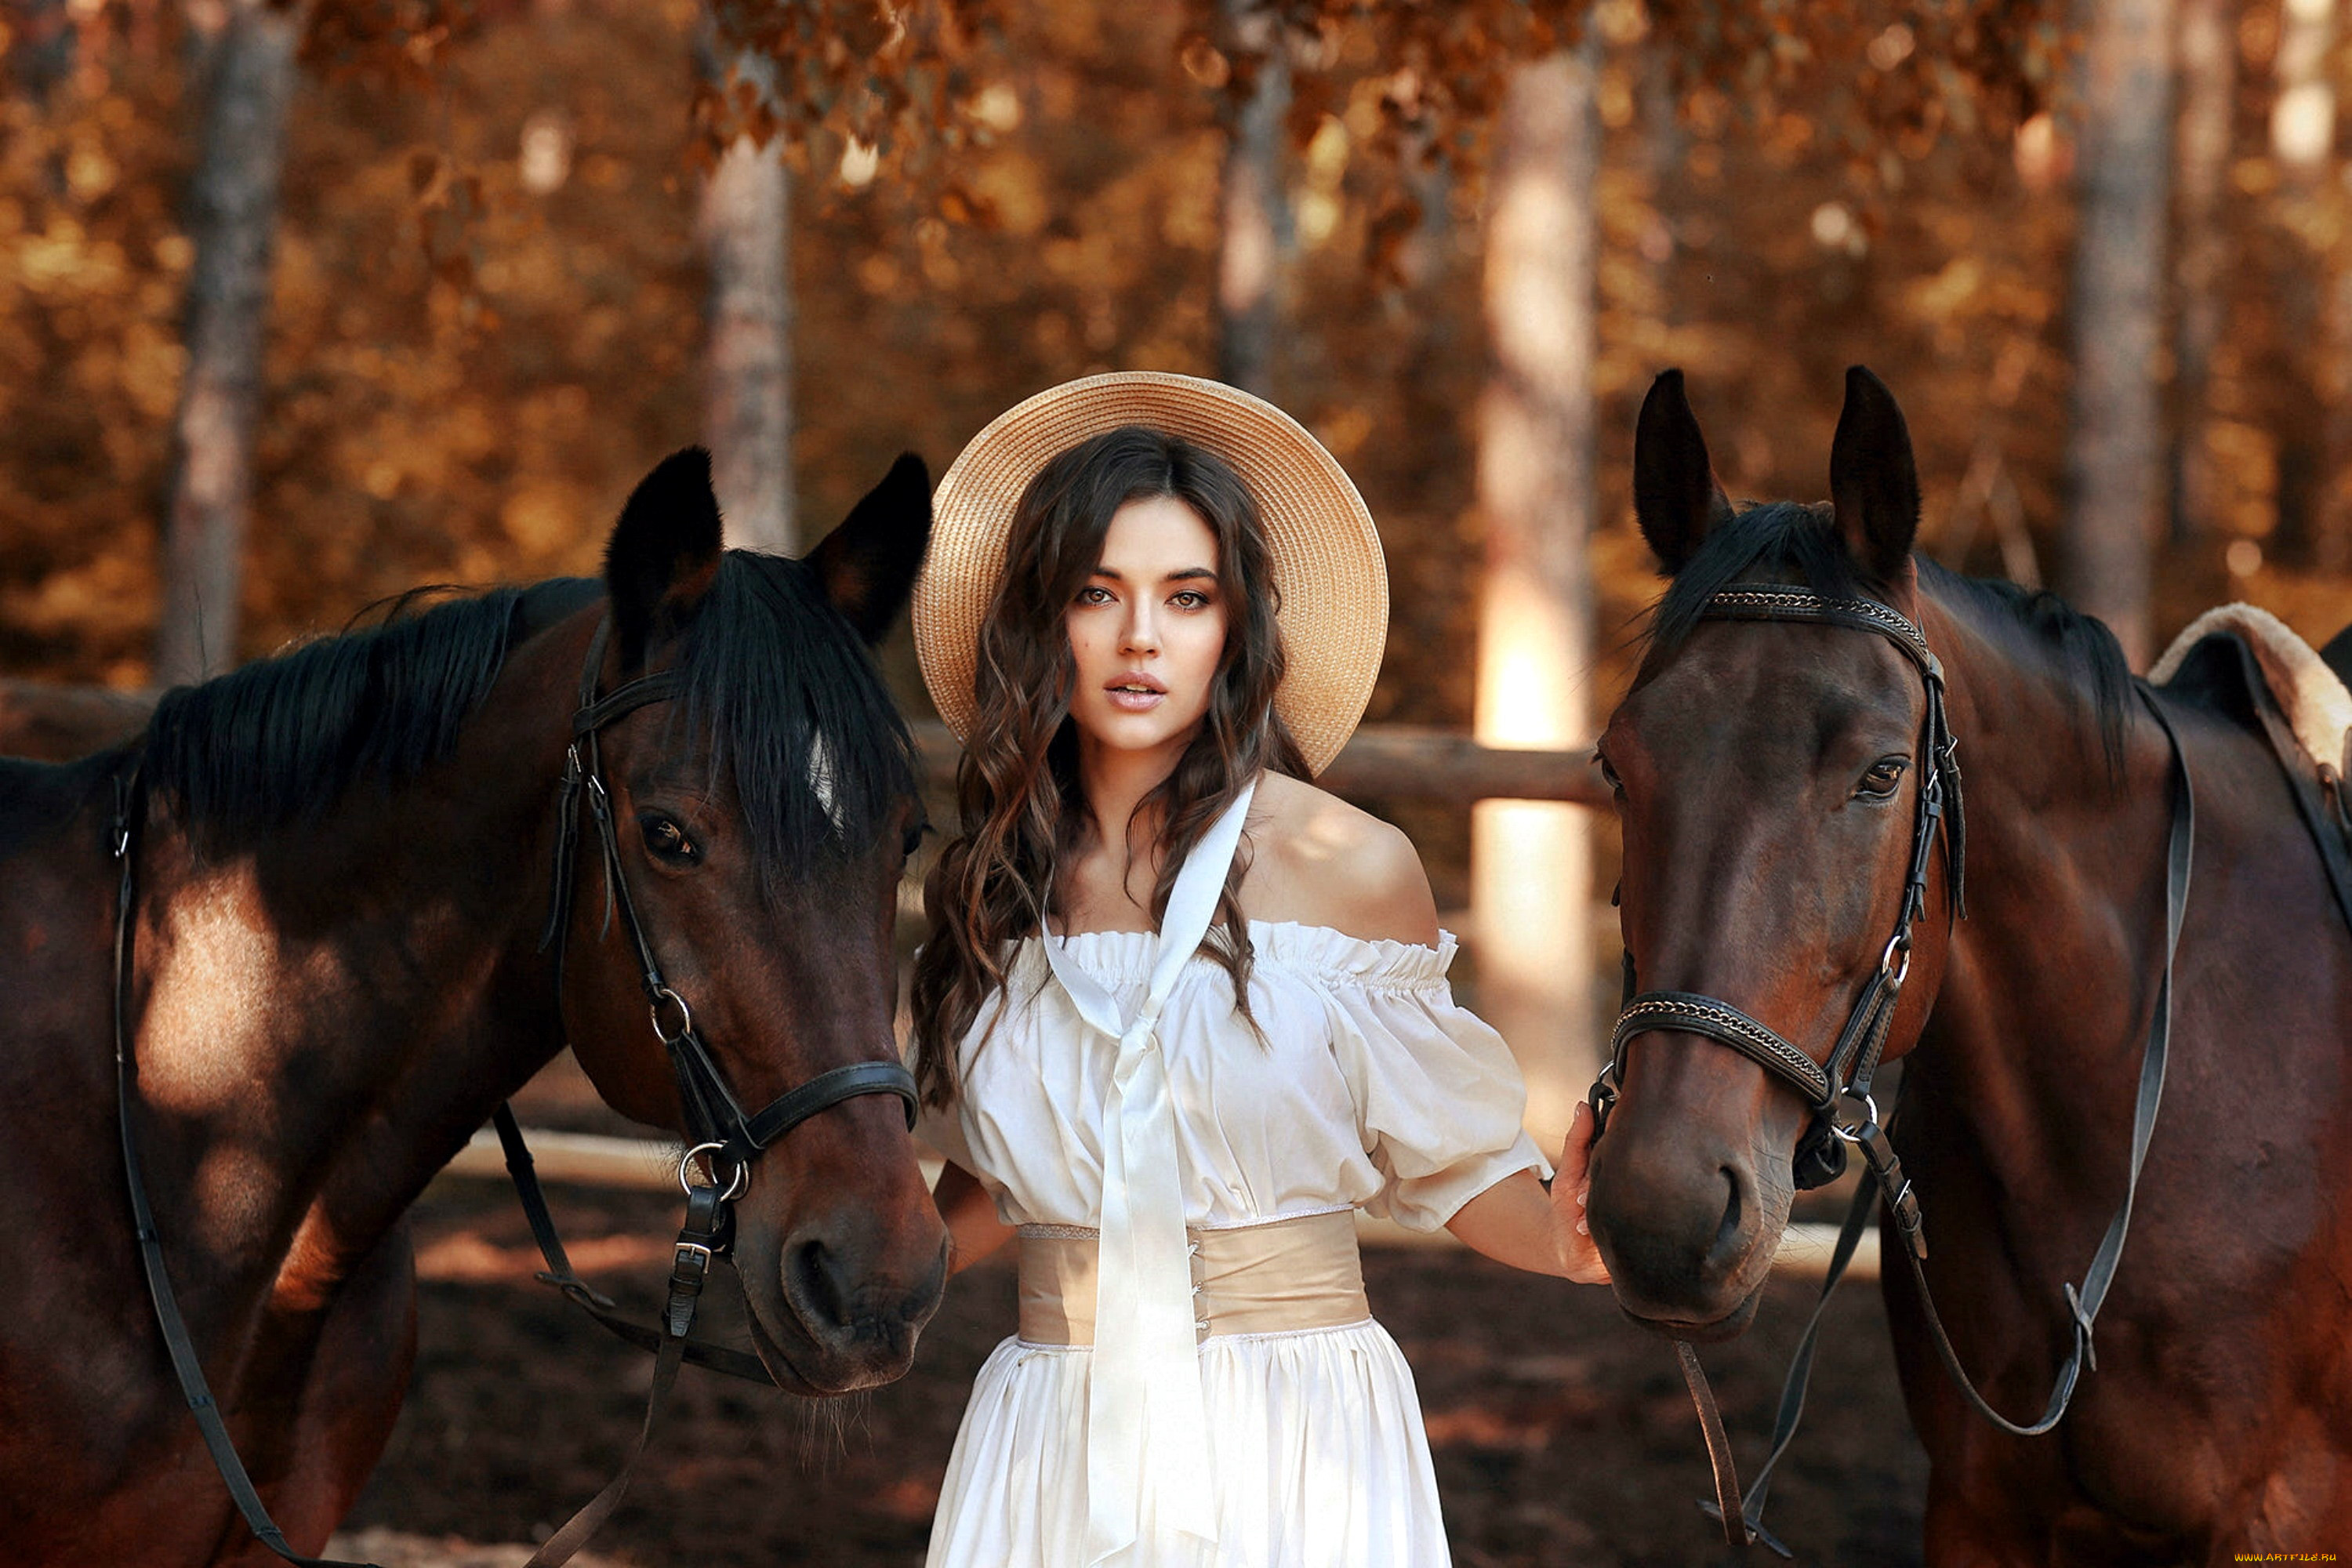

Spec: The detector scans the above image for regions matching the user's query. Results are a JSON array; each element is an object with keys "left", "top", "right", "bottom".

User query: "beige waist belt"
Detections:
[{"left": 1018, "top": 1209, "right": 1369, "bottom": 1346}]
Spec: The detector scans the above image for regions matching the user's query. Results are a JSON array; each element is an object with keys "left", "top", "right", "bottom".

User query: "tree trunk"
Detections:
[
  {"left": 701, "top": 135, "right": 795, "bottom": 554},
  {"left": 154, "top": 0, "right": 303, "bottom": 687},
  {"left": 1471, "top": 46, "right": 1602, "bottom": 1142},
  {"left": 2267, "top": 0, "right": 2339, "bottom": 569},
  {"left": 1216, "top": 0, "right": 1287, "bottom": 397},
  {"left": 2168, "top": 0, "right": 2233, "bottom": 544},
  {"left": 2060, "top": 0, "right": 2176, "bottom": 670},
  {"left": 698, "top": 30, "right": 796, "bottom": 556}
]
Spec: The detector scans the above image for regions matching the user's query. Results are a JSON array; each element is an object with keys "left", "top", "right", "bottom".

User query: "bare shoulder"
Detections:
[{"left": 1242, "top": 771, "right": 1441, "bottom": 947}]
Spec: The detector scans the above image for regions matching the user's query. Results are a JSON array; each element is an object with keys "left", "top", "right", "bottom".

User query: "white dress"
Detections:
[{"left": 920, "top": 805, "right": 1546, "bottom": 1568}]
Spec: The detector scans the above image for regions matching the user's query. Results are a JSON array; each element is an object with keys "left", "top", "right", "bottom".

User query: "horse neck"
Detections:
[
  {"left": 1910, "top": 587, "right": 2178, "bottom": 1200},
  {"left": 134, "top": 614, "right": 590, "bottom": 1301}
]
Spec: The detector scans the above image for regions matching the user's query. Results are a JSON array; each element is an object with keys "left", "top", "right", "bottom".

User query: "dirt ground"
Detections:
[{"left": 333, "top": 1171, "right": 1928, "bottom": 1568}]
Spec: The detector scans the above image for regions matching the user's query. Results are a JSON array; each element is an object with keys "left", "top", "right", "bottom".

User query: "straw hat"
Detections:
[{"left": 913, "top": 371, "right": 1388, "bottom": 776}]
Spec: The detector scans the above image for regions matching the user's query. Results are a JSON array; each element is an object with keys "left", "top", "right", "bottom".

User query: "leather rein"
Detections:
[
  {"left": 110, "top": 616, "right": 920, "bottom": 1568},
  {"left": 1588, "top": 583, "right": 2194, "bottom": 1555}
]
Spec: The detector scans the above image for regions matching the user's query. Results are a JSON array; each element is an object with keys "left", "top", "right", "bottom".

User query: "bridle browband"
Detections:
[
  {"left": 1592, "top": 583, "right": 1966, "bottom": 1203},
  {"left": 1588, "top": 583, "right": 2193, "bottom": 1556},
  {"left": 110, "top": 613, "right": 922, "bottom": 1568}
]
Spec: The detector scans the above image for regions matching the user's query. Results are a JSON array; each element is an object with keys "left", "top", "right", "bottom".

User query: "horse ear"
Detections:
[
  {"left": 1828, "top": 365, "right": 1921, "bottom": 580},
  {"left": 804, "top": 452, "right": 932, "bottom": 645},
  {"left": 604, "top": 447, "right": 724, "bottom": 669},
  {"left": 1634, "top": 368, "right": 1733, "bottom": 575}
]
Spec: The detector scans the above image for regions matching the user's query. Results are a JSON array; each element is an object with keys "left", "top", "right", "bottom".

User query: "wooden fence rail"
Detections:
[{"left": 0, "top": 679, "right": 1610, "bottom": 806}]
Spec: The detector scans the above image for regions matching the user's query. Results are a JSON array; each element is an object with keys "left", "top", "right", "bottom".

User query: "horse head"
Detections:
[
  {"left": 1587, "top": 367, "right": 1957, "bottom": 1338},
  {"left": 554, "top": 448, "right": 947, "bottom": 1393}
]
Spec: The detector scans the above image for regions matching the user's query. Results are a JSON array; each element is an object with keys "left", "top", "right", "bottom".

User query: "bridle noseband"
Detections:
[
  {"left": 538, "top": 617, "right": 919, "bottom": 1182},
  {"left": 1591, "top": 584, "right": 1965, "bottom": 1202}
]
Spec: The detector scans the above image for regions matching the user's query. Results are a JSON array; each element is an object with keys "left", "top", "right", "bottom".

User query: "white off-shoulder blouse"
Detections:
[
  {"left": 920, "top": 918, "right": 1548, "bottom": 1568},
  {"left": 924, "top": 922, "right": 1546, "bottom": 1236}
]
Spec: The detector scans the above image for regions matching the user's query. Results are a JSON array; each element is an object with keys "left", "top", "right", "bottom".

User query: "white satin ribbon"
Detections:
[{"left": 1039, "top": 778, "right": 1257, "bottom": 1566}]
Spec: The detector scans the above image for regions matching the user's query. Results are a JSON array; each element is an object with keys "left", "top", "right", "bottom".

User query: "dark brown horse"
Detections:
[
  {"left": 1586, "top": 368, "right": 2352, "bottom": 1562},
  {"left": 0, "top": 450, "right": 949, "bottom": 1564}
]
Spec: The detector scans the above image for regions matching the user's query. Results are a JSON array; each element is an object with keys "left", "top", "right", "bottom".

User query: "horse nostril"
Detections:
[
  {"left": 1710, "top": 1167, "right": 1747, "bottom": 1264},
  {"left": 787, "top": 1236, "right": 851, "bottom": 1334}
]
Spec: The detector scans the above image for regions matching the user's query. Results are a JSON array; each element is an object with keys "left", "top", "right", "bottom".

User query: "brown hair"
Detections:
[{"left": 909, "top": 425, "right": 1308, "bottom": 1105}]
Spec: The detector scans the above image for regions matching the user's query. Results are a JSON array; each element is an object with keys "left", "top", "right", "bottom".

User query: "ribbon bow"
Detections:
[{"left": 1039, "top": 779, "right": 1257, "bottom": 1565}]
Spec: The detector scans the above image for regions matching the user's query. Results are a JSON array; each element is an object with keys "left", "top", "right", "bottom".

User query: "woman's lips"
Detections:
[{"left": 1105, "top": 674, "right": 1166, "bottom": 712}]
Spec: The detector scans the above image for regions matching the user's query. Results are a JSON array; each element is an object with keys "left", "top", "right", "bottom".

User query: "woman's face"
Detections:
[{"left": 1065, "top": 493, "right": 1229, "bottom": 765}]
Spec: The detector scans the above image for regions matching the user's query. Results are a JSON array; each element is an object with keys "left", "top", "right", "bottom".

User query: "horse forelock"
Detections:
[
  {"left": 140, "top": 559, "right": 916, "bottom": 880},
  {"left": 665, "top": 549, "right": 919, "bottom": 891}
]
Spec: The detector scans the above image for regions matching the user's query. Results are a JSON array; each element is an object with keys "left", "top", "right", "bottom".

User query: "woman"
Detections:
[{"left": 908, "top": 372, "right": 1606, "bottom": 1568}]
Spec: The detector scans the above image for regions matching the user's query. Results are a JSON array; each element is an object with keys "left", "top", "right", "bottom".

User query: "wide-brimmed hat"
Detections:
[{"left": 913, "top": 371, "right": 1388, "bottom": 776}]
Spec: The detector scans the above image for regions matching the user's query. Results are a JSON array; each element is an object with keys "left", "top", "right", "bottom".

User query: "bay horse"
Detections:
[
  {"left": 1585, "top": 367, "right": 2352, "bottom": 1562},
  {"left": 0, "top": 449, "right": 949, "bottom": 1564}
]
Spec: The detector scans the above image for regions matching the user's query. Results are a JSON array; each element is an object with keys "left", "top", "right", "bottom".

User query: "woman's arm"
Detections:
[
  {"left": 933, "top": 1160, "right": 1017, "bottom": 1276},
  {"left": 1443, "top": 1100, "right": 1611, "bottom": 1284}
]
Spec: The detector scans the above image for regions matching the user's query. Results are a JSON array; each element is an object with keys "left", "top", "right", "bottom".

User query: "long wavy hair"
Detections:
[{"left": 909, "top": 425, "right": 1309, "bottom": 1105}]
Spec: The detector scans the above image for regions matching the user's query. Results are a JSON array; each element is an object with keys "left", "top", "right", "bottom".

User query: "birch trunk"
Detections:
[
  {"left": 2060, "top": 0, "right": 2176, "bottom": 670},
  {"left": 153, "top": 0, "right": 302, "bottom": 686},
  {"left": 1472, "top": 47, "right": 1602, "bottom": 1142},
  {"left": 1216, "top": 0, "right": 1287, "bottom": 397},
  {"left": 701, "top": 133, "right": 795, "bottom": 554},
  {"left": 2169, "top": 0, "right": 2233, "bottom": 543},
  {"left": 2269, "top": 0, "right": 2339, "bottom": 569}
]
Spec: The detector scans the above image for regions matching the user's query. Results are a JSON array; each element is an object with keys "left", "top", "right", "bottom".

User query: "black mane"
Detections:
[
  {"left": 1642, "top": 501, "right": 2135, "bottom": 771},
  {"left": 143, "top": 557, "right": 917, "bottom": 879}
]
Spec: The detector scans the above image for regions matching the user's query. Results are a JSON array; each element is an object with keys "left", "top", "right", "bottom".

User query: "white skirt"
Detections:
[{"left": 924, "top": 1319, "right": 1452, "bottom": 1568}]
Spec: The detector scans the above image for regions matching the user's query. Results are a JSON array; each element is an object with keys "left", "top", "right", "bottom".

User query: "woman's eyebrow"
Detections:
[{"left": 1085, "top": 565, "right": 1220, "bottom": 582}]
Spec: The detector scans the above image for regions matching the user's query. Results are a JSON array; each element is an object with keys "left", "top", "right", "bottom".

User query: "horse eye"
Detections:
[
  {"left": 901, "top": 822, "right": 928, "bottom": 859},
  {"left": 1595, "top": 752, "right": 1624, "bottom": 795},
  {"left": 639, "top": 812, "right": 701, "bottom": 864},
  {"left": 1856, "top": 758, "right": 1907, "bottom": 800}
]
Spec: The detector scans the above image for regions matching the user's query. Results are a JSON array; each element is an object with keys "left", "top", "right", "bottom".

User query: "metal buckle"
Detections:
[
  {"left": 1831, "top": 1087, "right": 1880, "bottom": 1145},
  {"left": 650, "top": 985, "right": 694, "bottom": 1045},
  {"left": 1878, "top": 931, "right": 1912, "bottom": 985},
  {"left": 672, "top": 1240, "right": 713, "bottom": 1279},
  {"left": 678, "top": 1140, "right": 749, "bottom": 1202}
]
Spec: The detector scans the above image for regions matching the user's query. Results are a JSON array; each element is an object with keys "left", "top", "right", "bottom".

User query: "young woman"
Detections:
[{"left": 907, "top": 372, "right": 1607, "bottom": 1568}]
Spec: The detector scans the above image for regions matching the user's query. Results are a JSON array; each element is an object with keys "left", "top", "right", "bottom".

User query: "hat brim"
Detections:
[{"left": 913, "top": 372, "right": 1388, "bottom": 777}]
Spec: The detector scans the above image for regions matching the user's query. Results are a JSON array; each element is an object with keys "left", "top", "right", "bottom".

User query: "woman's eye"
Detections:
[
  {"left": 1170, "top": 590, "right": 1208, "bottom": 609},
  {"left": 640, "top": 812, "right": 701, "bottom": 864},
  {"left": 1076, "top": 585, "right": 1113, "bottom": 606},
  {"left": 1856, "top": 758, "right": 1907, "bottom": 800}
]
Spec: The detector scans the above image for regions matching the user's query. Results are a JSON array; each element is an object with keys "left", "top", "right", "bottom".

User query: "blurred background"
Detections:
[
  {"left": 4, "top": 2, "right": 2350, "bottom": 1557},
  {"left": 12, "top": 0, "right": 2352, "bottom": 1108}
]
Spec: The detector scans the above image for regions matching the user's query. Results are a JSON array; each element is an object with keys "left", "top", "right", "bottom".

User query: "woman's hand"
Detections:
[
  {"left": 1443, "top": 1100, "right": 1612, "bottom": 1283},
  {"left": 1553, "top": 1100, "right": 1611, "bottom": 1285}
]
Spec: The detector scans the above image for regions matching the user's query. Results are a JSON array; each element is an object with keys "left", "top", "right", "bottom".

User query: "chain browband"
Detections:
[{"left": 1590, "top": 583, "right": 1965, "bottom": 1201}]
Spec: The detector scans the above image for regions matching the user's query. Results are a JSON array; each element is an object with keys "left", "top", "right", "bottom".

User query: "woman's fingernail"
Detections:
[{"left": 1577, "top": 1219, "right": 1588, "bottom": 1235}]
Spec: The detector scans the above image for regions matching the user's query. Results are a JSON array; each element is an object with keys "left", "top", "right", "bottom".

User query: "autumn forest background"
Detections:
[{"left": 7, "top": 0, "right": 2352, "bottom": 1559}]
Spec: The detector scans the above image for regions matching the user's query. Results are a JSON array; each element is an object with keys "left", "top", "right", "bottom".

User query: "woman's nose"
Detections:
[{"left": 1120, "top": 604, "right": 1159, "bottom": 654}]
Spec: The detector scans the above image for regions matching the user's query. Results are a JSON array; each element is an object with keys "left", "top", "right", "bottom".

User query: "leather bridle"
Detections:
[
  {"left": 535, "top": 617, "right": 919, "bottom": 1178},
  {"left": 1592, "top": 584, "right": 1965, "bottom": 1210},
  {"left": 1588, "top": 583, "right": 2193, "bottom": 1556},
  {"left": 111, "top": 615, "right": 922, "bottom": 1568}
]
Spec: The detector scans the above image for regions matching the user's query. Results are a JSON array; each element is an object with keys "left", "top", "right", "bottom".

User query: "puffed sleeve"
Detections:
[
  {"left": 1319, "top": 931, "right": 1552, "bottom": 1231},
  {"left": 914, "top": 1089, "right": 978, "bottom": 1174}
]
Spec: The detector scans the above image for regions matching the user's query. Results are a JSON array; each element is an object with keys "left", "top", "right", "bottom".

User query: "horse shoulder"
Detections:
[{"left": 1244, "top": 772, "right": 1440, "bottom": 948}]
